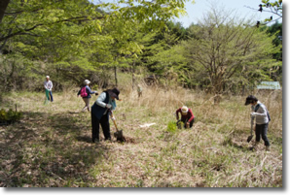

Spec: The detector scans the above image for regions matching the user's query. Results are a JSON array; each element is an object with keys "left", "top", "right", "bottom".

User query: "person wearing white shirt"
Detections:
[
  {"left": 44, "top": 75, "right": 53, "bottom": 102},
  {"left": 245, "top": 95, "right": 271, "bottom": 151}
]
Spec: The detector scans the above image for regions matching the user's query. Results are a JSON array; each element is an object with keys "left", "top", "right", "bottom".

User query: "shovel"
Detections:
[
  {"left": 247, "top": 116, "right": 255, "bottom": 142},
  {"left": 109, "top": 110, "right": 126, "bottom": 142}
]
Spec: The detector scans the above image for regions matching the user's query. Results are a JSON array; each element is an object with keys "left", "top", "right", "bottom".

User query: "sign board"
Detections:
[{"left": 257, "top": 81, "right": 281, "bottom": 90}]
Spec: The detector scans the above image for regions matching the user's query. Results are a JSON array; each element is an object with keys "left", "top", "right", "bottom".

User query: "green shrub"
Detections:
[
  {"left": 0, "top": 108, "right": 23, "bottom": 124},
  {"left": 167, "top": 121, "right": 178, "bottom": 133}
]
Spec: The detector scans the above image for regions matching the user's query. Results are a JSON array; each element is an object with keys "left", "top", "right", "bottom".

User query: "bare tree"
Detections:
[{"left": 184, "top": 5, "right": 279, "bottom": 104}]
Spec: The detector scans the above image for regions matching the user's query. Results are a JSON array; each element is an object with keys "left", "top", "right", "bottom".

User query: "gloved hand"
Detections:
[
  {"left": 106, "top": 104, "right": 112, "bottom": 109},
  {"left": 112, "top": 116, "right": 116, "bottom": 121},
  {"left": 250, "top": 112, "right": 256, "bottom": 117}
]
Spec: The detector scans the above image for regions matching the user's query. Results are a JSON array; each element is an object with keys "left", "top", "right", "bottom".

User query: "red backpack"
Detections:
[{"left": 80, "top": 86, "right": 88, "bottom": 97}]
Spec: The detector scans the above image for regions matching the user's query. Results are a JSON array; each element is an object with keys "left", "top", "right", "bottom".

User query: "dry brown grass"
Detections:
[{"left": 0, "top": 85, "right": 283, "bottom": 187}]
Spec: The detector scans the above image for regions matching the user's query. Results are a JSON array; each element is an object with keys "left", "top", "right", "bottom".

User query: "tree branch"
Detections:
[{"left": 0, "top": 15, "right": 105, "bottom": 42}]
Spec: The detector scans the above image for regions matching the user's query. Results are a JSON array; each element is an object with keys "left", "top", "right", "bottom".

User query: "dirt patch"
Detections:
[{"left": 115, "top": 136, "right": 137, "bottom": 144}]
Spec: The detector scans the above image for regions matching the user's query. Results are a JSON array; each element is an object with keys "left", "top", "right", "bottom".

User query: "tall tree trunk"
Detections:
[
  {"left": 132, "top": 60, "right": 135, "bottom": 90},
  {"left": 114, "top": 66, "right": 118, "bottom": 87},
  {"left": 0, "top": 0, "right": 10, "bottom": 24}
]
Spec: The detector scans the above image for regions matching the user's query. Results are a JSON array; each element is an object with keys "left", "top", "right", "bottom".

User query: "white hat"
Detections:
[
  {"left": 84, "top": 79, "right": 91, "bottom": 85},
  {"left": 46, "top": 75, "right": 50, "bottom": 79},
  {"left": 181, "top": 106, "right": 188, "bottom": 114}
]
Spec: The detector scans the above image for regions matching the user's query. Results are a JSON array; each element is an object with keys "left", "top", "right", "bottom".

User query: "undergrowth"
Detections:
[{"left": 0, "top": 85, "right": 283, "bottom": 187}]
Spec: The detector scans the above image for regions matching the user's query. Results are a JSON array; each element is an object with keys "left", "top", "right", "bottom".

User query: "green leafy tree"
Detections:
[
  {"left": 1, "top": 0, "right": 193, "bottom": 51},
  {"left": 0, "top": 0, "right": 194, "bottom": 91},
  {"left": 182, "top": 6, "right": 280, "bottom": 104}
]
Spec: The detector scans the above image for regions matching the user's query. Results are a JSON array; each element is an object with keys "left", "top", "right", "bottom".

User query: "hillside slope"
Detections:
[{"left": 0, "top": 87, "right": 282, "bottom": 187}]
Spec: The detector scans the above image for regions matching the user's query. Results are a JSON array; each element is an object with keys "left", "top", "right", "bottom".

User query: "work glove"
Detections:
[
  {"left": 106, "top": 104, "right": 112, "bottom": 109},
  {"left": 250, "top": 112, "right": 256, "bottom": 117},
  {"left": 112, "top": 116, "right": 116, "bottom": 121}
]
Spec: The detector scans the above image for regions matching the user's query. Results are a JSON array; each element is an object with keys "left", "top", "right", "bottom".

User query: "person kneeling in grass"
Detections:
[{"left": 176, "top": 106, "right": 195, "bottom": 129}]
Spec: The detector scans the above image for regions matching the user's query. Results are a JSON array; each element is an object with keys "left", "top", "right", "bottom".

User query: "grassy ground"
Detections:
[{"left": 0, "top": 85, "right": 283, "bottom": 187}]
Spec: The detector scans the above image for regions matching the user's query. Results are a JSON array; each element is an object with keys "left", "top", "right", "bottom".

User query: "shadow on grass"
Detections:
[{"left": 0, "top": 111, "right": 110, "bottom": 187}]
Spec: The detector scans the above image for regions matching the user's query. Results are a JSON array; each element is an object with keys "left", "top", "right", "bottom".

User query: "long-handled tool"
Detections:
[
  {"left": 247, "top": 116, "right": 255, "bottom": 142},
  {"left": 109, "top": 110, "right": 126, "bottom": 142}
]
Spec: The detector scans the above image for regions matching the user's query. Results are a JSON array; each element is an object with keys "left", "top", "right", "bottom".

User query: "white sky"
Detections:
[
  {"left": 92, "top": 0, "right": 283, "bottom": 28},
  {"left": 174, "top": 0, "right": 283, "bottom": 27}
]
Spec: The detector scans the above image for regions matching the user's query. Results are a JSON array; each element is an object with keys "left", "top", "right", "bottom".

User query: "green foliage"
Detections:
[
  {"left": 181, "top": 7, "right": 280, "bottom": 97},
  {"left": 167, "top": 121, "right": 178, "bottom": 133},
  {"left": 0, "top": 108, "right": 22, "bottom": 124},
  {"left": 0, "top": 0, "right": 282, "bottom": 95},
  {"left": 247, "top": 0, "right": 282, "bottom": 28}
]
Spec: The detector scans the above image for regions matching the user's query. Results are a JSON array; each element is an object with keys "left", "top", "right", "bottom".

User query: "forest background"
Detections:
[
  {"left": 0, "top": 0, "right": 285, "bottom": 189},
  {"left": 0, "top": 0, "right": 283, "bottom": 99}
]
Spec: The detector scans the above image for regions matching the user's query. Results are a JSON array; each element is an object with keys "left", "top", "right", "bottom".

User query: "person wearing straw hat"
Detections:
[
  {"left": 44, "top": 75, "right": 54, "bottom": 102},
  {"left": 91, "top": 88, "right": 120, "bottom": 143},
  {"left": 77, "top": 79, "right": 98, "bottom": 112},
  {"left": 176, "top": 106, "right": 195, "bottom": 129}
]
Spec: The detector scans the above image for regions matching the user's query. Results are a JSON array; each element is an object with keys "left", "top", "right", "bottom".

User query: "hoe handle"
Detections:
[
  {"left": 109, "top": 110, "right": 119, "bottom": 132},
  {"left": 250, "top": 116, "right": 255, "bottom": 135}
]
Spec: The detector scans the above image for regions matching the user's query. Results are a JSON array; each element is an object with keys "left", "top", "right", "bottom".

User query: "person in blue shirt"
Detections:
[
  {"left": 77, "top": 79, "right": 98, "bottom": 112},
  {"left": 91, "top": 88, "right": 120, "bottom": 143}
]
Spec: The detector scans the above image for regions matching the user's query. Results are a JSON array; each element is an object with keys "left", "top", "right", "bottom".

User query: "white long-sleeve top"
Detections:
[
  {"left": 44, "top": 80, "right": 53, "bottom": 91},
  {"left": 251, "top": 101, "right": 269, "bottom": 124},
  {"left": 96, "top": 92, "right": 116, "bottom": 115}
]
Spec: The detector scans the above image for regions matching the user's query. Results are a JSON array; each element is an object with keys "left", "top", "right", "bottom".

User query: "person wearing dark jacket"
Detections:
[
  {"left": 91, "top": 88, "right": 120, "bottom": 143},
  {"left": 77, "top": 79, "right": 98, "bottom": 112}
]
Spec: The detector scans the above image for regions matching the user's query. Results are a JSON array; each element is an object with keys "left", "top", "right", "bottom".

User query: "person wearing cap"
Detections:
[
  {"left": 77, "top": 79, "right": 98, "bottom": 112},
  {"left": 245, "top": 95, "right": 271, "bottom": 151},
  {"left": 44, "top": 75, "right": 53, "bottom": 102},
  {"left": 91, "top": 88, "right": 120, "bottom": 143},
  {"left": 176, "top": 106, "right": 195, "bottom": 128}
]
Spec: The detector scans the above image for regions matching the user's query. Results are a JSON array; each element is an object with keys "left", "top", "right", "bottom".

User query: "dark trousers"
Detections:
[
  {"left": 91, "top": 112, "right": 111, "bottom": 142},
  {"left": 180, "top": 118, "right": 194, "bottom": 128},
  {"left": 255, "top": 123, "right": 270, "bottom": 146},
  {"left": 177, "top": 118, "right": 194, "bottom": 129}
]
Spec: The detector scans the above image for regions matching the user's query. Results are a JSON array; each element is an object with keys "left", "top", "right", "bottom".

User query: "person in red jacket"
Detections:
[{"left": 176, "top": 106, "right": 195, "bottom": 128}]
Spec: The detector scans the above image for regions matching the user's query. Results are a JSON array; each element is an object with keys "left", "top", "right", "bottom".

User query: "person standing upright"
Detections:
[
  {"left": 77, "top": 79, "right": 98, "bottom": 112},
  {"left": 44, "top": 75, "right": 53, "bottom": 102}
]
